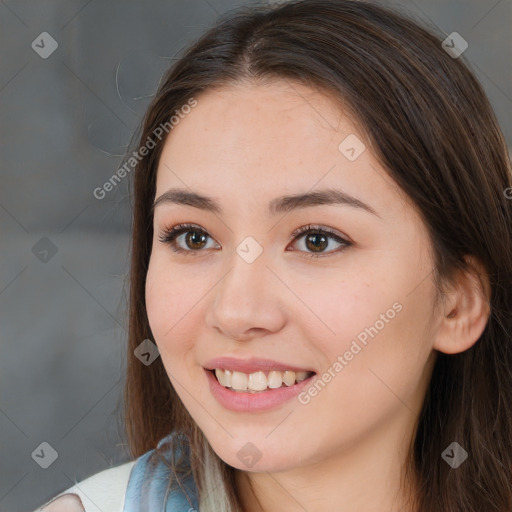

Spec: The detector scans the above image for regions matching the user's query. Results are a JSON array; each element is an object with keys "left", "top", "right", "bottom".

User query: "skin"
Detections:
[
  {"left": 145, "top": 80, "right": 490, "bottom": 512},
  {"left": 41, "top": 494, "right": 85, "bottom": 511}
]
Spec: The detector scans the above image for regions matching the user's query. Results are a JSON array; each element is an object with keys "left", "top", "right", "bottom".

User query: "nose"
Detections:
[{"left": 205, "top": 245, "right": 288, "bottom": 342}]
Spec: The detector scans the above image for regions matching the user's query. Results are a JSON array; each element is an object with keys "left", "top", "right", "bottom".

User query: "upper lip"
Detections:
[{"left": 203, "top": 356, "right": 316, "bottom": 374}]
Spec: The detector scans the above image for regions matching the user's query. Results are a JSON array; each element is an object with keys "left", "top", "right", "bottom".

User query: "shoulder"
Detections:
[
  {"left": 34, "top": 433, "right": 197, "bottom": 512},
  {"left": 40, "top": 494, "right": 85, "bottom": 512},
  {"left": 34, "top": 459, "right": 137, "bottom": 512}
]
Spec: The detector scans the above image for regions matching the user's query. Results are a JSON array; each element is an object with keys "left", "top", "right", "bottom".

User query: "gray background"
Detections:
[{"left": 0, "top": 0, "right": 510, "bottom": 510}]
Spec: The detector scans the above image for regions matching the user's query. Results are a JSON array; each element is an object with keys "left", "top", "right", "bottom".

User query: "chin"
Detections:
[{"left": 207, "top": 439, "right": 302, "bottom": 473}]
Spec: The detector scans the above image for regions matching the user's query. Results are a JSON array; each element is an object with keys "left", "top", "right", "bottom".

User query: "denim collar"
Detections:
[{"left": 123, "top": 432, "right": 199, "bottom": 512}]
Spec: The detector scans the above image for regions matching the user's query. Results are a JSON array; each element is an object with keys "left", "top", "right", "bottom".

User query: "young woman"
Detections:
[{"left": 37, "top": 0, "right": 512, "bottom": 510}]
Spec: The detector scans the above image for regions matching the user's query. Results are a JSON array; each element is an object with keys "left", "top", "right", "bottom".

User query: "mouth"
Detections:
[{"left": 207, "top": 368, "right": 317, "bottom": 393}]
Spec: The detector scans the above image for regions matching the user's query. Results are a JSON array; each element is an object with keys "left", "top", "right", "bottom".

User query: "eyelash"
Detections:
[{"left": 158, "top": 223, "right": 351, "bottom": 259}]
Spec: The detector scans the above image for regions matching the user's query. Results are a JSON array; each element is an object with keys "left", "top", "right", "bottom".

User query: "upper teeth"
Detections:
[{"left": 214, "top": 368, "right": 312, "bottom": 392}]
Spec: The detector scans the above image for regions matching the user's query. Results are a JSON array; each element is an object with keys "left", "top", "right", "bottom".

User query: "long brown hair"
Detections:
[{"left": 123, "top": 1, "right": 512, "bottom": 510}]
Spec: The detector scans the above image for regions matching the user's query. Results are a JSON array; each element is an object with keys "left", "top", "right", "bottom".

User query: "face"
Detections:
[{"left": 145, "top": 80, "right": 440, "bottom": 475}]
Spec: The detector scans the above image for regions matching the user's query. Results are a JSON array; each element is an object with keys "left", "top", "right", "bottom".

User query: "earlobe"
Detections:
[{"left": 433, "top": 255, "right": 491, "bottom": 355}]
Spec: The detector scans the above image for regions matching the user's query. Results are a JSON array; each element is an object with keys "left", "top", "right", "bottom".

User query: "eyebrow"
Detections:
[{"left": 151, "top": 187, "right": 380, "bottom": 217}]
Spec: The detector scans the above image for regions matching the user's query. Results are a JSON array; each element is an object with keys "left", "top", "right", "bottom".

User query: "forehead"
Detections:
[
  {"left": 154, "top": 80, "right": 411, "bottom": 219},
  {"left": 164, "top": 80, "right": 353, "bottom": 152}
]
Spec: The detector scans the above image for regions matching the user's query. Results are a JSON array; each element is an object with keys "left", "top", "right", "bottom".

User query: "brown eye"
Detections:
[
  {"left": 183, "top": 231, "right": 208, "bottom": 250},
  {"left": 304, "top": 233, "right": 329, "bottom": 252},
  {"left": 158, "top": 223, "right": 351, "bottom": 259},
  {"left": 288, "top": 225, "right": 352, "bottom": 258},
  {"left": 158, "top": 223, "right": 219, "bottom": 255}
]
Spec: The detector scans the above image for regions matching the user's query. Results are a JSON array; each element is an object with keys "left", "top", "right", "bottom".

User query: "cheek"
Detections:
[
  {"left": 145, "top": 257, "right": 185, "bottom": 345},
  {"left": 322, "top": 287, "right": 435, "bottom": 420},
  {"left": 145, "top": 255, "right": 208, "bottom": 358},
  {"left": 308, "top": 262, "right": 435, "bottom": 396},
  {"left": 145, "top": 261, "right": 169, "bottom": 339},
  {"left": 297, "top": 271, "right": 398, "bottom": 352}
]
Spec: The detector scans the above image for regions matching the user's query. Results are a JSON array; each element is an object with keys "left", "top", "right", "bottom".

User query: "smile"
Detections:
[
  {"left": 212, "top": 368, "right": 314, "bottom": 392},
  {"left": 205, "top": 368, "right": 317, "bottom": 412}
]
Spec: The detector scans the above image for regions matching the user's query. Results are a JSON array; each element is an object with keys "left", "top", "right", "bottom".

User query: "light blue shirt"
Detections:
[{"left": 123, "top": 432, "right": 200, "bottom": 511}]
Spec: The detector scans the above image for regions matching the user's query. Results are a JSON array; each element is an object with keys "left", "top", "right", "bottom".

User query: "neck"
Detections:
[{"left": 233, "top": 414, "right": 420, "bottom": 512}]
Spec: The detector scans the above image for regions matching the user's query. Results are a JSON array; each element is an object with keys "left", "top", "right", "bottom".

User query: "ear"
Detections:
[{"left": 433, "top": 255, "right": 491, "bottom": 355}]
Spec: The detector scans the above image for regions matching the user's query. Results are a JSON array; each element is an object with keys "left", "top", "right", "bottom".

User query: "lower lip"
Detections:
[{"left": 205, "top": 369, "right": 316, "bottom": 413}]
